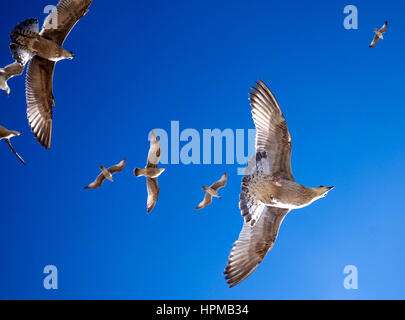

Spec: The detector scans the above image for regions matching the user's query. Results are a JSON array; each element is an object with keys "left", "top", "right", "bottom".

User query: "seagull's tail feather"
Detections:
[
  {"left": 10, "top": 18, "right": 39, "bottom": 46},
  {"left": 134, "top": 168, "right": 145, "bottom": 177}
]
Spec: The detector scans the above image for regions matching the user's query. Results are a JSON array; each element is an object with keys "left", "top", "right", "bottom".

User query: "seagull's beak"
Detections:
[{"left": 328, "top": 186, "right": 335, "bottom": 191}]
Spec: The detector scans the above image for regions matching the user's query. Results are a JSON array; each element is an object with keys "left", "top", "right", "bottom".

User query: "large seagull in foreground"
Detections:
[
  {"left": 9, "top": 0, "right": 93, "bottom": 149},
  {"left": 224, "top": 81, "right": 334, "bottom": 288}
]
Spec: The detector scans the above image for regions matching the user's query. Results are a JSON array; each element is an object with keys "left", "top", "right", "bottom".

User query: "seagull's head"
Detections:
[
  {"left": 63, "top": 50, "right": 75, "bottom": 60},
  {"left": 316, "top": 186, "right": 335, "bottom": 198}
]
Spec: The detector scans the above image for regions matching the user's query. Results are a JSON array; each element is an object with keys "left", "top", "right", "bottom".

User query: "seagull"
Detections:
[
  {"left": 369, "top": 21, "right": 388, "bottom": 48},
  {"left": 0, "top": 61, "right": 25, "bottom": 96},
  {"left": 9, "top": 0, "right": 93, "bottom": 149},
  {"left": 0, "top": 125, "right": 25, "bottom": 164},
  {"left": 84, "top": 159, "right": 126, "bottom": 189},
  {"left": 224, "top": 80, "right": 334, "bottom": 288},
  {"left": 195, "top": 173, "right": 227, "bottom": 210},
  {"left": 134, "top": 131, "right": 166, "bottom": 214}
]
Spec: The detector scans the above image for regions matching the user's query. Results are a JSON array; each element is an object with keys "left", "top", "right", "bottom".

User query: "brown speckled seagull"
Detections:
[
  {"left": 224, "top": 80, "right": 334, "bottom": 288},
  {"left": 9, "top": 0, "right": 93, "bottom": 149},
  {"left": 84, "top": 159, "right": 126, "bottom": 189},
  {"left": 134, "top": 131, "right": 166, "bottom": 214},
  {"left": 195, "top": 173, "right": 227, "bottom": 210},
  {"left": 369, "top": 21, "right": 388, "bottom": 48}
]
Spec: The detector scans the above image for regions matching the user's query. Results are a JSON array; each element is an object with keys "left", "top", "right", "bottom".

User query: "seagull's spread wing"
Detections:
[
  {"left": 379, "top": 21, "right": 388, "bottom": 33},
  {"left": 108, "top": 158, "right": 126, "bottom": 174},
  {"left": 41, "top": 0, "right": 93, "bottom": 45},
  {"left": 146, "top": 177, "right": 160, "bottom": 213},
  {"left": 224, "top": 207, "right": 289, "bottom": 288},
  {"left": 195, "top": 192, "right": 213, "bottom": 210},
  {"left": 5, "top": 139, "right": 25, "bottom": 164},
  {"left": 249, "top": 80, "right": 294, "bottom": 181},
  {"left": 25, "top": 0, "right": 92, "bottom": 150},
  {"left": 26, "top": 56, "right": 55, "bottom": 149},
  {"left": 210, "top": 172, "right": 227, "bottom": 191},
  {"left": 146, "top": 131, "right": 161, "bottom": 168},
  {"left": 85, "top": 173, "right": 106, "bottom": 189},
  {"left": 1, "top": 61, "right": 24, "bottom": 80},
  {"left": 369, "top": 34, "right": 380, "bottom": 48}
]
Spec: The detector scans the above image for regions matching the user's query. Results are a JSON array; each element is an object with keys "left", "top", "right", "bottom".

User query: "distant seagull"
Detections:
[
  {"left": 369, "top": 21, "right": 388, "bottom": 48},
  {"left": 84, "top": 159, "right": 126, "bottom": 189},
  {"left": 0, "top": 125, "right": 25, "bottom": 164},
  {"left": 0, "top": 61, "right": 25, "bottom": 96},
  {"left": 9, "top": 0, "right": 93, "bottom": 149},
  {"left": 134, "top": 131, "right": 166, "bottom": 214},
  {"left": 224, "top": 80, "right": 334, "bottom": 288},
  {"left": 195, "top": 173, "right": 227, "bottom": 210}
]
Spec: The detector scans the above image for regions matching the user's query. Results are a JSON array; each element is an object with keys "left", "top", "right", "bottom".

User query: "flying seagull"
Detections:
[
  {"left": 195, "top": 173, "right": 227, "bottom": 210},
  {"left": 224, "top": 80, "right": 334, "bottom": 288},
  {"left": 9, "top": 0, "right": 93, "bottom": 149},
  {"left": 369, "top": 21, "right": 388, "bottom": 48},
  {"left": 0, "top": 125, "right": 25, "bottom": 164},
  {"left": 0, "top": 61, "right": 25, "bottom": 96},
  {"left": 134, "top": 131, "right": 166, "bottom": 214},
  {"left": 84, "top": 159, "right": 127, "bottom": 189}
]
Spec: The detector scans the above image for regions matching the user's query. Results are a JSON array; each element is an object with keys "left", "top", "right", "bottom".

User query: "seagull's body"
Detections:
[
  {"left": 9, "top": 0, "right": 93, "bottom": 149},
  {"left": 10, "top": 18, "right": 74, "bottom": 64},
  {"left": 84, "top": 159, "right": 126, "bottom": 189},
  {"left": 134, "top": 168, "right": 165, "bottom": 179},
  {"left": 369, "top": 21, "right": 388, "bottom": 48},
  {"left": 100, "top": 166, "right": 114, "bottom": 182},
  {"left": 135, "top": 131, "right": 165, "bottom": 214},
  {"left": 0, "top": 61, "right": 25, "bottom": 95},
  {"left": 0, "top": 125, "right": 25, "bottom": 164},
  {"left": 195, "top": 173, "right": 227, "bottom": 210},
  {"left": 224, "top": 81, "right": 333, "bottom": 288},
  {"left": 203, "top": 186, "right": 221, "bottom": 198}
]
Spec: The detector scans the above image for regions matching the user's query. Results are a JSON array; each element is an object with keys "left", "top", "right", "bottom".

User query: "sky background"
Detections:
[{"left": 0, "top": 0, "right": 404, "bottom": 300}]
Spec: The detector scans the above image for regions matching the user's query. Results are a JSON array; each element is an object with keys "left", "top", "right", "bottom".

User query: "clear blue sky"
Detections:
[{"left": 0, "top": 0, "right": 404, "bottom": 299}]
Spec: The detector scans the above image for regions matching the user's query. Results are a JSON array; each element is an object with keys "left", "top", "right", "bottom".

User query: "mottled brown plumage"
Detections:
[{"left": 9, "top": 0, "right": 93, "bottom": 149}]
